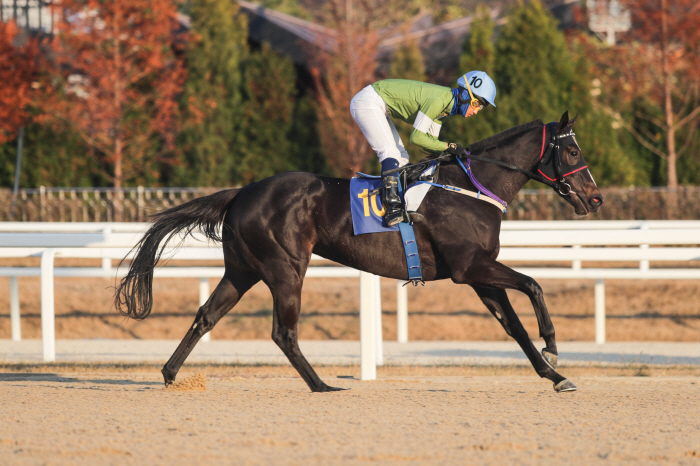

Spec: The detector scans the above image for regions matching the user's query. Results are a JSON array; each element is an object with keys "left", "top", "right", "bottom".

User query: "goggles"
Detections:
[{"left": 462, "top": 74, "right": 489, "bottom": 110}]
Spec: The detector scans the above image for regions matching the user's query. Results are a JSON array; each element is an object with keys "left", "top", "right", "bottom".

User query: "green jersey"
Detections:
[{"left": 371, "top": 79, "right": 455, "bottom": 152}]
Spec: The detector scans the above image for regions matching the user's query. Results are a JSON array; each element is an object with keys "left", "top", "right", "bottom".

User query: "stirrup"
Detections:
[{"left": 385, "top": 210, "right": 404, "bottom": 227}]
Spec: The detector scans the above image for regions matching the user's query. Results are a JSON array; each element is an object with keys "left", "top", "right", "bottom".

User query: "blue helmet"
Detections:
[{"left": 457, "top": 71, "right": 497, "bottom": 108}]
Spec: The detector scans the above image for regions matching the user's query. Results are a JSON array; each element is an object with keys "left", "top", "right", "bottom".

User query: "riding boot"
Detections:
[{"left": 381, "top": 175, "right": 405, "bottom": 227}]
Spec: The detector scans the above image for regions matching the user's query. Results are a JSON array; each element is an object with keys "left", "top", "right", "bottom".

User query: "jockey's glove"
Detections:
[{"left": 446, "top": 143, "right": 467, "bottom": 156}]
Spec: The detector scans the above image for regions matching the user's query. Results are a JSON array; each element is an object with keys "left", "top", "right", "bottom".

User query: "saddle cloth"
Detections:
[{"left": 350, "top": 162, "right": 437, "bottom": 235}]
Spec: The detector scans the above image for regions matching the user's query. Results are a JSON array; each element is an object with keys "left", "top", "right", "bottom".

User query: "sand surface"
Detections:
[
  {"left": 2, "top": 260, "right": 699, "bottom": 464},
  {"left": 1, "top": 366, "right": 699, "bottom": 465}
]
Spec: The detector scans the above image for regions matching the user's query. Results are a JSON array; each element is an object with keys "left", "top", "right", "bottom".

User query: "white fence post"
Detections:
[
  {"left": 41, "top": 249, "right": 57, "bottom": 362},
  {"left": 595, "top": 279, "right": 606, "bottom": 344},
  {"left": 10, "top": 276, "right": 21, "bottom": 341},
  {"left": 396, "top": 280, "right": 408, "bottom": 343},
  {"left": 200, "top": 277, "right": 211, "bottom": 342},
  {"left": 360, "top": 272, "right": 376, "bottom": 380},
  {"left": 572, "top": 244, "right": 582, "bottom": 271},
  {"left": 639, "top": 221, "right": 650, "bottom": 272},
  {"left": 373, "top": 275, "right": 383, "bottom": 366},
  {"left": 102, "top": 227, "right": 112, "bottom": 273}
]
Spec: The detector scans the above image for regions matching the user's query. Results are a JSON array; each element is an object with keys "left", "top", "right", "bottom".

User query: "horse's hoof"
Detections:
[
  {"left": 542, "top": 349, "right": 558, "bottom": 370},
  {"left": 314, "top": 384, "right": 347, "bottom": 392},
  {"left": 553, "top": 379, "right": 577, "bottom": 392}
]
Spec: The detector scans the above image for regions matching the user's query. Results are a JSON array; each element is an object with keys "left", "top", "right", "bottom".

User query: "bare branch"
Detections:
[
  {"left": 673, "top": 104, "right": 700, "bottom": 131},
  {"left": 676, "top": 124, "right": 696, "bottom": 158},
  {"left": 632, "top": 110, "right": 665, "bottom": 130},
  {"left": 596, "top": 103, "right": 668, "bottom": 159}
]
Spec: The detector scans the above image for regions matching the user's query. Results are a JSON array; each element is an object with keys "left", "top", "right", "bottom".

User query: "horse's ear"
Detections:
[
  {"left": 556, "top": 111, "right": 570, "bottom": 134},
  {"left": 567, "top": 113, "right": 578, "bottom": 128}
]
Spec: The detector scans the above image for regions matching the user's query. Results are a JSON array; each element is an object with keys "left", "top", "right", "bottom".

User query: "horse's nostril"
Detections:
[{"left": 590, "top": 196, "right": 603, "bottom": 207}]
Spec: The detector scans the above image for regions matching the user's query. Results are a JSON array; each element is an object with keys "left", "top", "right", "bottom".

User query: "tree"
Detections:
[
  {"left": 0, "top": 122, "right": 101, "bottom": 188},
  {"left": 39, "top": 0, "right": 186, "bottom": 188},
  {"left": 237, "top": 43, "right": 299, "bottom": 183},
  {"left": 172, "top": 0, "right": 248, "bottom": 187},
  {"left": 592, "top": 0, "right": 700, "bottom": 187},
  {"left": 386, "top": 33, "right": 426, "bottom": 164},
  {"left": 0, "top": 20, "right": 37, "bottom": 145},
  {"left": 494, "top": 0, "right": 578, "bottom": 128},
  {"left": 569, "top": 36, "right": 641, "bottom": 186},
  {"left": 441, "top": 3, "right": 497, "bottom": 149},
  {"left": 310, "top": 0, "right": 381, "bottom": 178}
]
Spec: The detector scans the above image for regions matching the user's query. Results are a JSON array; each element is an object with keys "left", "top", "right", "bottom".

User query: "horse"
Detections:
[{"left": 115, "top": 111, "right": 603, "bottom": 393}]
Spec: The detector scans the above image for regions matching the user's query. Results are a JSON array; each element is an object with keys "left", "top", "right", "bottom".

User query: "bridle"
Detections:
[{"left": 462, "top": 122, "right": 585, "bottom": 197}]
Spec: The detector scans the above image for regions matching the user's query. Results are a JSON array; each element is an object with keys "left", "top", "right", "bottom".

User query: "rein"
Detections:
[
  {"left": 376, "top": 123, "right": 581, "bottom": 214},
  {"left": 463, "top": 124, "right": 575, "bottom": 196},
  {"left": 381, "top": 123, "right": 576, "bottom": 198}
]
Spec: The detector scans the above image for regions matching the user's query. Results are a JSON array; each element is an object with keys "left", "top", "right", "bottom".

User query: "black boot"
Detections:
[{"left": 381, "top": 175, "right": 405, "bottom": 227}]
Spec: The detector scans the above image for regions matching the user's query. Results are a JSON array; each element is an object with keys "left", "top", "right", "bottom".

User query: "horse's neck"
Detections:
[{"left": 441, "top": 129, "right": 542, "bottom": 205}]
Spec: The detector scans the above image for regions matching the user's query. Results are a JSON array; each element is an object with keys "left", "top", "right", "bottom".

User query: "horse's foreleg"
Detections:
[
  {"left": 161, "top": 271, "right": 259, "bottom": 385},
  {"left": 466, "top": 255, "right": 558, "bottom": 357},
  {"left": 471, "top": 285, "right": 575, "bottom": 392},
  {"left": 269, "top": 279, "right": 344, "bottom": 393}
]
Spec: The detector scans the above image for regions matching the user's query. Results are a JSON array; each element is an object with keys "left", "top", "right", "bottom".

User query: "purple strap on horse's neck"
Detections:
[{"left": 456, "top": 153, "right": 508, "bottom": 208}]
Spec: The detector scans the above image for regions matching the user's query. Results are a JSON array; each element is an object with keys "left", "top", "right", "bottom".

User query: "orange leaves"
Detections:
[
  {"left": 41, "top": 0, "right": 187, "bottom": 187},
  {"left": 311, "top": 0, "right": 381, "bottom": 177},
  {"left": 0, "top": 20, "right": 38, "bottom": 144}
]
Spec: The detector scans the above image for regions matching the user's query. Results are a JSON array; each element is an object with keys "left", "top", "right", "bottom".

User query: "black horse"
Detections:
[{"left": 115, "top": 112, "right": 603, "bottom": 393}]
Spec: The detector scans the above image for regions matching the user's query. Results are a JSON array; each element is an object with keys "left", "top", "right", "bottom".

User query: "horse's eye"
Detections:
[{"left": 571, "top": 150, "right": 579, "bottom": 158}]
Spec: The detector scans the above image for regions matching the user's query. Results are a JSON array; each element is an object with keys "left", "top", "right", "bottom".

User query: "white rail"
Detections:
[
  {"left": 0, "top": 223, "right": 388, "bottom": 380},
  {"left": 2, "top": 221, "right": 700, "bottom": 377}
]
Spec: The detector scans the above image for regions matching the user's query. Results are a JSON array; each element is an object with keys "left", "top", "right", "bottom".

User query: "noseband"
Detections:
[{"left": 536, "top": 123, "right": 587, "bottom": 196}]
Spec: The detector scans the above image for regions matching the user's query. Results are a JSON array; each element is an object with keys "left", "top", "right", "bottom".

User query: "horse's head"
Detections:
[{"left": 540, "top": 112, "right": 604, "bottom": 215}]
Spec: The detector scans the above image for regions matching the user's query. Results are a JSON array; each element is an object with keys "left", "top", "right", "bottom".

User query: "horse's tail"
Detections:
[{"left": 114, "top": 188, "right": 241, "bottom": 320}]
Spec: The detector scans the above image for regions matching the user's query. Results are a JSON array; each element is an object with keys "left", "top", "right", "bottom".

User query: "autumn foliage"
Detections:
[
  {"left": 0, "top": 20, "right": 38, "bottom": 145},
  {"left": 591, "top": 0, "right": 700, "bottom": 187},
  {"left": 310, "top": 0, "right": 380, "bottom": 178},
  {"left": 39, "top": 0, "right": 186, "bottom": 188}
]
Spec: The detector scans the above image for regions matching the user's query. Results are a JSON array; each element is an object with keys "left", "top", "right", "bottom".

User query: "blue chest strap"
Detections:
[{"left": 397, "top": 177, "right": 424, "bottom": 286}]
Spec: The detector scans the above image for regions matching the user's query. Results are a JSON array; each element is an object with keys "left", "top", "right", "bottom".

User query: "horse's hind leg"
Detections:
[
  {"left": 161, "top": 270, "right": 260, "bottom": 385},
  {"left": 472, "top": 285, "right": 576, "bottom": 392},
  {"left": 268, "top": 276, "right": 344, "bottom": 393}
]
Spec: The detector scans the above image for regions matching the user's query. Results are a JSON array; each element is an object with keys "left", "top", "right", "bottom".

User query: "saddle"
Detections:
[
  {"left": 355, "top": 160, "right": 440, "bottom": 196},
  {"left": 353, "top": 161, "right": 439, "bottom": 286}
]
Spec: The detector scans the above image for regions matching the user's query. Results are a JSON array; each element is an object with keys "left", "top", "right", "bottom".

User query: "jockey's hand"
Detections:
[{"left": 446, "top": 143, "right": 467, "bottom": 156}]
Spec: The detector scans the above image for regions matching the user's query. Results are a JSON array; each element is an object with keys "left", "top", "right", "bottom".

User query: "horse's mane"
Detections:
[
  {"left": 420, "top": 119, "right": 543, "bottom": 163},
  {"left": 467, "top": 119, "right": 543, "bottom": 154}
]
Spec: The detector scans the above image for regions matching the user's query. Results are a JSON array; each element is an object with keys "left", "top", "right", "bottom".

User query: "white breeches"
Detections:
[{"left": 350, "top": 85, "right": 410, "bottom": 167}]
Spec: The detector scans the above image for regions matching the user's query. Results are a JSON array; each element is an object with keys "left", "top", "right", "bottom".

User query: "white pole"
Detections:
[
  {"left": 396, "top": 280, "right": 408, "bottom": 343},
  {"left": 595, "top": 279, "right": 606, "bottom": 344},
  {"left": 639, "top": 221, "right": 649, "bottom": 272},
  {"left": 102, "top": 227, "right": 112, "bottom": 274},
  {"left": 572, "top": 244, "right": 582, "bottom": 271},
  {"left": 10, "top": 276, "right": 21, "bottom": 341},
  {"left": 359, "top": 272, "right": 376, "bottom": 380},
  {"left": 373, "top": 275, "right": 383, "bottom": 366},
  {"left": 199, "top": 277, "right": 211, "bottom": 342},
  {"left": 40, "top": 249, "right": 57, "bottom": 362}
]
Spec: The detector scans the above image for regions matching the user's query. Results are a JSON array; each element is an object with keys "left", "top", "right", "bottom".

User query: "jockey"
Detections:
[{"left": 351, "top": 70, "right": 497, "bottom": 226}]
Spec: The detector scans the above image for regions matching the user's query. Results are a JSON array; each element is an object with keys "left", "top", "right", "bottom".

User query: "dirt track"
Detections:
[
  {"left": 1, "top": 366, "right": 699, "bottom": 465},
  {"left": 2, "top": 259, "right": 700, "bottom": 464}
]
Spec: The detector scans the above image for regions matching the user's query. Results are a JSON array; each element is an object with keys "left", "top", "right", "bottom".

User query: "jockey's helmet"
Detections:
[{"left": 457, "top": 71, "right": 497, "bottom": 108}]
